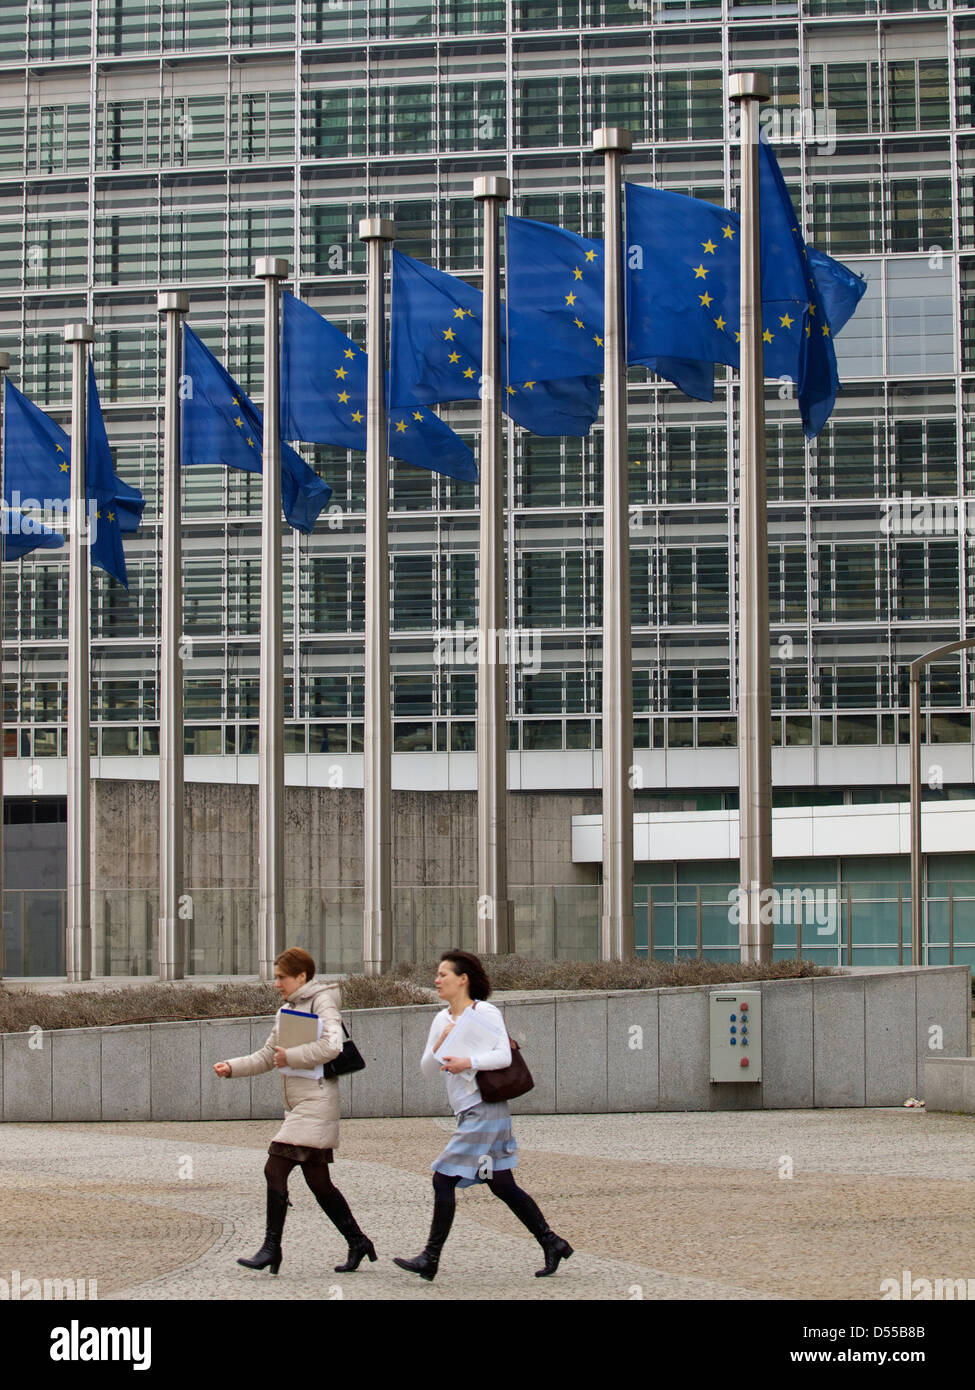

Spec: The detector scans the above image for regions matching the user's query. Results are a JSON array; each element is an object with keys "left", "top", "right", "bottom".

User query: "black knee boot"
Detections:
[
  {"left": 393, "top": 1197, "right": 455, "bottom": 1282},
  {"left": 315, "top": 1188, "right": 377, "bottom": 1273},
  {"left": 497, "top": 1186, "right": 574, "bottom": 1278},
  {"left": 237, "top": 1188, "right": 290, "bottom": 1275}
]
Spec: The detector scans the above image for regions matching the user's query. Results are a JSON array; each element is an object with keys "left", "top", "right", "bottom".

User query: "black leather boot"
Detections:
[
  {"left": 499, "top": 1186, "right": 574, "bottom": 1277},
  {"left": 237, "top": 1188, "right": 290, "bottom": 1275},
  {"left": 315, "top": 1188, "right": 377, "bottom": 1272},
  {"left": 392, "top": 1198, "right": 455, "bottom": 1282}
]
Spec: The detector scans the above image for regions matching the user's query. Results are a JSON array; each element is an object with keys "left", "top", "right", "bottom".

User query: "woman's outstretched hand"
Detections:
[{"left": 213, "top": 1062, "right": 231, "bottom": 1078}]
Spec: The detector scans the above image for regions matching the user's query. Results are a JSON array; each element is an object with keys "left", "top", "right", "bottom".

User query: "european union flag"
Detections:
[
  {"left": 280, "top": 292, "right": 476, "bottom": 483},
  {"left": 505, "top": 216, "right": 604, "bottom": 380},
  {"left": 625, "top": 137, "right": 866, "bottom": 437},
  {"left": 182, "top": 325, "right": 332, "bottom": 533},
  {"left": 506, "top": 214, "right": 715, "bottom": 401},
  {"left": 2, "top": 375, "right": 141, "bottom": 585},
  {"left": 87, "top": 360, "right": 130, "bottom": 586},
  {"left": 390, "top": 251, "right": 601, "bottom": 438},
  {"left": 1, "top": 511, "right": 63, "bottom": 561}
]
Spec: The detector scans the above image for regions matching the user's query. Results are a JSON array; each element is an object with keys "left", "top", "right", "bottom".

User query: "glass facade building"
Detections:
[{"left": 2, "top": 0, "right": 975, "bottom": 971}]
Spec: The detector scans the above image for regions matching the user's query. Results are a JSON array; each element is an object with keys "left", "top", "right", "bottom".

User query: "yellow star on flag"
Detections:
[
  {"left": 395, "top": 419, "right": 407, "bottom": 433},
  {"left": 246, "top": 436, "right": 255, "bottom": 446},
  {"left": 762, "top": 329, "right": 774, "bottom": 344},
  {"left": 779, "top": 313, "right": 794, "bottom": 329},
  {"left": 585, "top": 249, "right": 597, "bottom": 262},
  {"left": 352, "top": 410, "right": 363, "bottom": 422},
  {"left": 338, "top": 391, "right": 350, "bottom": 404},
  {"left": 506, "top": 386, "right": 516, "bottom": 396},
  {"left": 335, "top": 367, "right": 347, "bottom": 378},
  {"left": 234, "top": 416, "right": 243, "bottom": 427},
  {"left": 714, "top": 316, "right": 726, "bottom": 332},
  {"left": 463, "top": 367, "right": 475, "bottom": 379},
  {"left": 565, "top": 292, "right": 577, "bottom": 306},
  {"left": 448, "top": 351, "right": 460, "bottom": 364},
  {"left": 805, "top": 323, "right": 811, "bottom": 337},
  {"left": 443, "top": 327, "right": 456, "bottom": 340},
  {"left": 702, "top": 239, "right": 716, "bottom": 254},
  {"left": 593, "top": 335, "right": 603, "bottom": 347},
  {"left": 573, "top": 318, "right": 584, "bottom": 329},
  {"left": 699, "top": 292, "right": 713, "bottom": 308},
  {"left": 59, "top": 462, "right": 68, "bottom": 473},
  {"left": 573, "top": 267, "right": 583, "bottom": 280},
  {"left": 453, "top": 307, "right": 467, "bottom": 318},
  {"left": 344, "top": 348, "right": 355, "bottom": 360},
  {"left": 735, "top": 331, "right": 741, "bottom": 342},
  {"left": 693, "top": 264, "right": 708, "bottom": 279},
  {"left": 55, "top": 444, "right": 63, "bottom": 453},
  {"left": 413, "top": 411, "right": 424, "bottom": 421},
  {"left": 524, "top": 381, "right": 535, "bottom": 389},
  {"left": 822, "top": 323, "right": 830, "bottom": 336},
  {"left": 722, "top": 225, "right": 736, "bottom": 240},
  {"left": 107, "top": 511, "right": 115, "bottom": 522}
]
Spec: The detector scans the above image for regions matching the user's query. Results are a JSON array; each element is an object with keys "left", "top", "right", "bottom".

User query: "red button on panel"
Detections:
[
  {"left": 740, "top": 1057, "right": 749, "bottom": 1067},
  {"left": 741, "top": 1002, "right": 749, "bottom": 1012}
]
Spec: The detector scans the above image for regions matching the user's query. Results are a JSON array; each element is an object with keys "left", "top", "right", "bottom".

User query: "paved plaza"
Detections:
[{"left": 2, "top": 1107, "right": 975, "bottom": 1301}]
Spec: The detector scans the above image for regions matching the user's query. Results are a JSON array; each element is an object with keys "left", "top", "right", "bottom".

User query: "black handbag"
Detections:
[
  {"left": 321, "top": 1022, "right": 366, "bottom": 1079},
  {"left": 471, "top": 1002, "right": 534, "bottom": 1102}
]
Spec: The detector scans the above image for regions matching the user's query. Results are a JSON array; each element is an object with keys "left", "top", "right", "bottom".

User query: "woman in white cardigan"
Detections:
[
  {"left": 212, "top": 946, "right": 375, "bottom": 1277},
  {"left": 393, "top": 949, "right": 573, "bottom": 1282}
]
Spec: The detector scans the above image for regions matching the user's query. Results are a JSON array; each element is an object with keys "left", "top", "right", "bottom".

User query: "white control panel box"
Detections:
[{"left": 709, "top": 989, "right": 762, "bottom": 1082}]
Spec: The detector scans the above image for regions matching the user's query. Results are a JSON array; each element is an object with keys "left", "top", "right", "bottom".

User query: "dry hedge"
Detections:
[{"left": 0, "top": 957, "right": 831, "bottom": 1033}]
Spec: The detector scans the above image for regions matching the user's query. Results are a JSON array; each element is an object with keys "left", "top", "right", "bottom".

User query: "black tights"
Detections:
[
  {"left": 264, "top": 1154, "right": 361, "bottom": 1237},
  {"left": 429, "top": 1168, "right": 549, "bottom": 1250}
]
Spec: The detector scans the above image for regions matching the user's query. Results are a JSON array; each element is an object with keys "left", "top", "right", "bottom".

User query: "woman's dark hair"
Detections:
[
  {"left": 440, "top": 950, "right": 491, "bottom": 1000},
  {"left": 274, "top": 946, "right": 315, "bottom": 982}
]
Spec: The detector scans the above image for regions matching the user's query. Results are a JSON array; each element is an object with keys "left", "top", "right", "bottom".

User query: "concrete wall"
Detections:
[
  {"left": 923, "top": 1057, "right": 975, "bottom": 1113},
  {"left": 91, "top": 781, "right": 602, "bottom": 892},
  {"left": 2, "top": 967, "right": 967, "bottom": 1122}
]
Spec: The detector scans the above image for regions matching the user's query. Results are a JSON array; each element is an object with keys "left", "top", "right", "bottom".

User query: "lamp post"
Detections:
[{"left": 908, "top": 637, "right": 975, "bottom": 965}]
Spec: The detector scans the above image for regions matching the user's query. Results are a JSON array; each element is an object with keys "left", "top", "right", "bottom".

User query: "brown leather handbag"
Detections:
[{"left": 472, "top": 1002, "right": 535, "bottom": 1102}]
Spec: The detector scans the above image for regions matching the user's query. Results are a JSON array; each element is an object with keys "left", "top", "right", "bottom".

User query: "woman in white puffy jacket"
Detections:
[
  {"left": 213, "top": 946, "right": 375, "bottom": 1277},
  {"left": 392, "top": 948, "right": 573, "bottom": 1282}
]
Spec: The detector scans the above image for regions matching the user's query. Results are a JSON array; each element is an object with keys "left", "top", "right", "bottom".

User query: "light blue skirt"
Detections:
[{"left": 431, "top": 1100, "right": 519, "bottom": 1188}]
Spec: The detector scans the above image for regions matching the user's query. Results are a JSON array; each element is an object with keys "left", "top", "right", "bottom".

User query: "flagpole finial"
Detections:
[
  {"left": 473, "top": 175, "right": 510, "bottom": 202},
  {"left": 728, "top": 72, "right": 771, "bottom": 102},
  {"left": 592, "top": 127, "right": 632, "bottom": 154},
  {"left": 64, "top": 323, "right": 94, "bottom": 344},
  {"left": 254, "top": 256, "right": 289, "bottom": 280},
  {"left": 157, "top": 291, "right": 189, "bottom": 314},
  {"left": 358, "top": 218, "right": 395, "bottom": 242}
]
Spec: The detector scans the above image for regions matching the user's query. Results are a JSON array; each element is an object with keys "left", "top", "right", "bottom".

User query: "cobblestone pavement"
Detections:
[{"left": 2, "top": 1108, "right": 974, "bottom": 1301}]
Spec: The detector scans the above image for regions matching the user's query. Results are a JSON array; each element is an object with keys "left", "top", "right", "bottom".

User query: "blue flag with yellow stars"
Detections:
[
  {"left": 2, "top": 375, "right": 140, "bottom": 584},
  {"left": 86, "top": 360, "right": 131, "bottom": 586},
  {"left": 280, "top": 293, "right": 476, "bottom": 483},
  {"left": 626, "top": 136, "right": 866, "bottom": 437},
  {"left": 182, "top": 325, "right": 332, "bottom": 533},
  {"left": 506, "top": 214, "right": 716, "bottom": 401},
  {"left": 1, "top": 510, "right": 63, "bottom": 561},
  {"left": 504, "top": 216, "right": 604, "bottom": 380},
  {"left": 390, "top": 251, "right": 601, "bottom": 437}
]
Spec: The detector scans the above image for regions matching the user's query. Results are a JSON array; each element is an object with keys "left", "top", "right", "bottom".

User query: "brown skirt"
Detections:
[{"left": 268, "top": 1140, "right": 334, "bottom": 1165}]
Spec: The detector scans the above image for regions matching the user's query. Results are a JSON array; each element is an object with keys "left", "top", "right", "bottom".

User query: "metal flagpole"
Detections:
[
  {"left": 360, "top": 218, "right": 395, "bottom": 977},
  {"left": 0, "top": 351, "right": 8, "bottom": 977},
  {"left": 473, "top": 175, "right": 513, "bottom": 956},
  {"left": 729, "top": 72, "right": 773, "bottom": 964},
  {"left": 594, "top": 127, "right": 635, "bottom": 962},
  {"left": 64, "top": 321, "right": 94, "bottom": 982},
  {"left": 255, "top": 257, "right": 289, "bottom": 981},
  {"left": 157, "top": 292, "right": 189, "bottom": 981}
]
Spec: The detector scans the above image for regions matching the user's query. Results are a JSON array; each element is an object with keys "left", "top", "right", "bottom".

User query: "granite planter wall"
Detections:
[{"left": 1, "top": 967, "right": 968, "bottom": 1121}]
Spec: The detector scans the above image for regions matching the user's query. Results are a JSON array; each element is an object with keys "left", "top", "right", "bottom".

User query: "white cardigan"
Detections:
[{"left": 420, "top": 1000, "right": 512, "bottom": 1115}]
